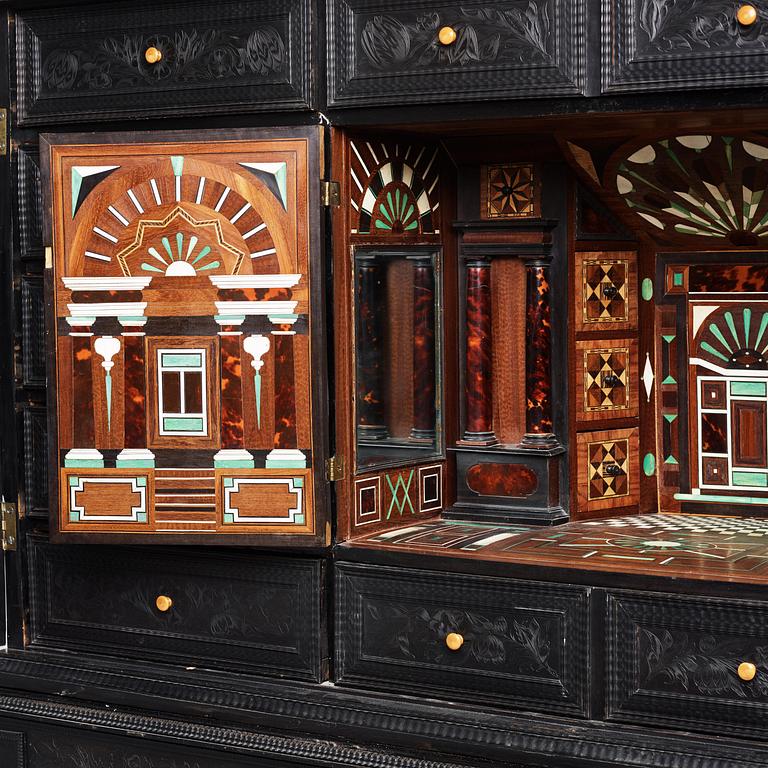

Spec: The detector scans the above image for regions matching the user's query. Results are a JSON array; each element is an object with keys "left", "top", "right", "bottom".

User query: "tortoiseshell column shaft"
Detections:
[
  {"left": 523, "top": 260, "right": 554, "bottom": 443},
  {"left": 462, "top": 258, "right": 495, "bottom": 443},
  {"left": 273, "top": 331, "right": 298, "bottom": 449},
  {"left": 123, "top": 335, "right": 146, "bottom": 448},
  {"left": 72, "top": 334, "right": 95, "bottom": 447},
  {"left": 220, "top": 334, "right": 244, "bottom": 449},
  {"left": 411, "top": 256, "right": 436, "bottom": 440},
  {"left": 356, "top": 256, "right": 388, "bottom": 439}
]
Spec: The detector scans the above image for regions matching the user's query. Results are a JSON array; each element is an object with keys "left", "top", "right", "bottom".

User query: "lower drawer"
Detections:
[
  {"left": 28, "top": 536, "right": 326, "bottom": 681},
  {"left": 607, "top": 591, "right": 768, "bottom": 736},
  {"left": 336, "top": 563, "right": 590, "bottom": 716}
]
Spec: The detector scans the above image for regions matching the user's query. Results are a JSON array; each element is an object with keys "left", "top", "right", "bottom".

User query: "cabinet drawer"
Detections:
[
  {"left": 28, "top": 536, "right": 326, "bottom": 681},
  {"left": 336, "top": 563, "right": 590, "bottom": 716},
  {"left": 607, "top": 592, "right": 768, "bottom": 736},
  {"left": 16, "top": 0, "right": 313, "bottom": 125},
  {"left": 603, "top": 1, "right": 768, "bottom": 94},
  {"left": 327, "top": 0, "right": 586, "bottom": 108}
]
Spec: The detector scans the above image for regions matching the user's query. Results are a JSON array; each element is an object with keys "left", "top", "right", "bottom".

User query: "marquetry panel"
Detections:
[
  {"left": 481, "top": 164, "right": 538, "bottom": 219},
  {"left": 44, "top": 128, "right": 327, "bottom": 545},
  {"left": 576, "top": 427, "right": 640, "bottom": 511},
  {"left": 575, "top": 338, "right": 639, "bottom": 422},
  {"left": 574, "top": 251, "right": 637, "bottom": 333}
]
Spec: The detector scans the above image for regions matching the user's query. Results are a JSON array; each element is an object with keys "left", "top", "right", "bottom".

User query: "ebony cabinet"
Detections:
[
  {"left": 28, "top": 536, "right": 327, "bottom": 681},
  {"left": 327, "top": 0, "right": 587, "bottom": 107},
  {"left": 336, "top": 562, "right": 591, "bottom": 716},
  {"left": 16, "top": 0, "right": 314, "bottom": 125},
  {"left": 607, "top": 591, "right": 768, "bottom": 738}
]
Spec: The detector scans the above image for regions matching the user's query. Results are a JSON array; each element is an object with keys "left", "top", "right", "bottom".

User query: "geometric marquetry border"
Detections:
[
  {"left": 574, "top": 338, "right": 639, "bottom": 423},
  {"left": 576, "top": 427, "right": 639, "bottom": 512}
]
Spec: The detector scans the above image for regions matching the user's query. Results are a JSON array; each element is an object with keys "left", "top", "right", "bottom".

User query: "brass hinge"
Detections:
[
  {"left": 321, "top": 180, "right": 340, "bottom": 207},
  {"left": 325, "top": 455, "right": 345, "bottom": 481},
  {"left": 1, "top": 502, "right": 17, "bottom": 551},
  {"left": 0, "top": 109, "right": 7, "bottom": 156}
]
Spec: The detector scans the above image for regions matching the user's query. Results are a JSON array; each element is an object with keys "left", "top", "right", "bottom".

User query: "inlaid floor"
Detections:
[{"left": 354, "top": 514, "right": 768, "bottom": 584}]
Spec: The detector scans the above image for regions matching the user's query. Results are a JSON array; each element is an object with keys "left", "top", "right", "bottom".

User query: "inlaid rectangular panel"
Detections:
[
  {"left": 575, "top": 338, "right": 639, "bottom": 422},
  {"left": 16, "top": 0, "right": 312, "bottom": 125},
  {"left": 574, "top": 251, "right": 637, "bottom": 333},
  {"left": 327, "top": 0, "right": 587, "bottom": 107},
  {"left": 42, "top": 127, "right": 328, "bottom": 545},
  {"left": 576, "top": 427, "right": 640, "bottom": 511}
]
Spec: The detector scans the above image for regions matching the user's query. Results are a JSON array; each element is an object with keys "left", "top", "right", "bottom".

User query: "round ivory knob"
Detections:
[
  {"left": 145, "top": 46, "right": 163, "bottom": 64},
  {"left": 438, "top": 26, "right": 457, "bottom": 45},
  {"left": 738, "top": 661, "right": 757, "bottom": 681},
  {"left": 737, "top": 4, "right": 758, "bottom": 25},
  {"left": 155, "top": 595, "right": 173, "bottom": 612},
  {"left": 445, "top": 632, "right": 464, "bottom": 651}
]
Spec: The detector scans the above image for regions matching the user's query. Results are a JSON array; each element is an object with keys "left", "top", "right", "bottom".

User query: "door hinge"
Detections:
[
  {"left": 0, "top": 108, "right": 7, "bottom": 157},
  {"left": 321, "top": 180, "right": 340, "bottom": 207},
  {"left": 2, "top": 502, "right": 17, "bottom": 551},
  {"left": 325, "top": 455, "right": 345, "bottom": 481}
]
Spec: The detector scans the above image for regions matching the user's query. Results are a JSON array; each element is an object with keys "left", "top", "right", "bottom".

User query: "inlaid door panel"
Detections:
[{"left": 42, "top": 128, "right": 328, "bottom": 545}]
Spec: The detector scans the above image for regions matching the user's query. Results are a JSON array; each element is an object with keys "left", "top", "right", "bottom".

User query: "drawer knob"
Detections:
[
  {"left": 445, "top": 632, "right": 464, "bottom": 651},
  {"left": 737, "top": 4, "right": 758, "bottom": 25},
  {"left": 145, "top": 46, "right": 163, "bottom": 64},
  {"left": 155, "top": 595, "right": 173, "bottom": 612},
  {"left": 438, "top": 26, "right": 457, "bottom": 45},
  {"left": 738, "top": 661, "right": 757, "bottom": 681}
]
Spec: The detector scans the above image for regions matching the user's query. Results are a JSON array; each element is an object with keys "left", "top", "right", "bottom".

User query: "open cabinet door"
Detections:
[{"left": 42, "top": 127, "right": 329, "bottom": 545}]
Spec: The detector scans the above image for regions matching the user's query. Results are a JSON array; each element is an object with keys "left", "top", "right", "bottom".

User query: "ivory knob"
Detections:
[
  {"left": 737, "top": 4, "right": 758, "bottom": 25},
  {"left": 438, "top": 26, "right": 457, "bottom": 45},
  {"left": 445, "top": 632, "right": 464, "bottom": 651},
  {"left": 155, "top": 595, "right": 173, "bottom": 612},
  {"left": 145, "top": 46, "right": 163, "bottom": 64},
  {"left": 738, "top": 662, "right": 757, "bottom": 681}
]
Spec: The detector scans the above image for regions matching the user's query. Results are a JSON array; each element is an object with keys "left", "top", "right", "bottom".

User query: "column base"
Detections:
[
  {"left": 266, "top": 449, "right": 307, "bottom": 469},
  {"left": 214, "top": 450, "right": 255, "bottom": 469},
  {"left": 357, "top": 425, "right": 390, "bottom": 441},
  {"left": 116, "top": 449, "right": 155, "bottom": 468},
  {"left": 457, "top": 431, "right": 498, "bottom": 447},
  {"left": 64, "top": 449, "right": 104, "bottom": 468},
  {"left": 520, "top": 432, "right": 560, "bottom": 449}
]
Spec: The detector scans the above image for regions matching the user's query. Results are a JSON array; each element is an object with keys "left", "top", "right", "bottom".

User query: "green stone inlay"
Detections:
[
  {"left": 731, "top": 381, "right": 767, "bottom": 397},
  {"left": 709, "top": 322, "right": 733, "bottom": 353},
  {"left": 294, "top": 514, "right": 305, "bottom": 525},
  {"left": 293, "top": 477, "right": 304, "bottom": 487},
  {"left": 224, "top": 477, "right": 235, "bottom": 488},
  {"left": 641, "top": 278, "right": 654, "bottom": 301},
  {"left": 266, "top": 459, "right": 307, "bottom": 469},
  {"left": 662, "top": 334, "right": 676, "bottom": 343},
  {"left": 214, "top": 315, "right": 246, "bottom": 325},
  {"left": 135, "top": 477, "right": 147, "bottom": 487},
  {"left": 675, "top": 492, "right": 768, "bottom": 505},
  {"left": 664, "top": 456, "right": 679, "bottom": 465},
  {"left": 733, "top": 471, "right": 768, "bottom": 487},
  {"left": 69, "top": 476, "right": 80, "bottom": 487},
  {"left": 163, "top": 417, "right": 204, "bottom": 432},
  {"left": 673, "top": 271, "right": 684, "bottom": 286},
  {"left": 64, "top": 459, "right": 104, "bottom": 468},
  {"left": 215, "top": 459, "right": 254, "bottom": 469},
  {"left": 700, "top": 341, "right": 729, "bottom": 363},
  {"left": 69, "top": 511, "right": 80, "bottom": 522},
  {"left": 171, "top": 156, "right": 184, "bottom": 176},
  {"left": 137, "top": 512, "right": 148, "bottom": 523},
  {"left": 643, "top": 453, "right": 656, "bottom": 477},
  {"left": 662, "top": 375, "right": 677, "bottom": 384},
  {"left": 223, "top": 512, "right": 235, "bottom": 524},
  {"left": 664, "top": 413, "right": 678, "bottom": 423},
  {"left": 725, "top": 311, "right": 741, "bottom": 348},
  {"left": 756, "top": 313, "right": 768, "bottom": 350},
  {"left": 161, "top": 353, "right": 202, "bottom": 368},
  {"left": 117, "top": 460, "right": 155, "bottom": 469}
]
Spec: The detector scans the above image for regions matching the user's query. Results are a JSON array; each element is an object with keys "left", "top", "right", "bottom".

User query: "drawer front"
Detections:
[
  {"left": 17, "top": 0, "right": 312, "bottom": 125},
  {"left": 28, "top": 537, "right": 325, "bottom": 681},
  {"left": 608, "top": 592, "right": 768, "bottom": 736},
  {"left": 336, "top": 563, "right": 590, "bottom": 716},
  {"left": 328, "top": 0, "right": 587, "bottom": 107},
  {"left": 603, "top": 0, "right": 768, "bottom": 94}
]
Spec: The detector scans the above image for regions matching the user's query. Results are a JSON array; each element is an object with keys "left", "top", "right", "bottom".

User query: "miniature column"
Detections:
[{"left": 410, "top": 255, "right": 436, "bottom": 441}]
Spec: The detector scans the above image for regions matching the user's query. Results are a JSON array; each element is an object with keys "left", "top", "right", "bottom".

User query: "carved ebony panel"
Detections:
[
  {"left": 21, "top": 277, "right": 45, "bottom": 388},
  {"left": 327, "top": 0, "right": 587, "bottom": 107},
  {"left": 16, "top": 0, "right": 312, "bottom": 125},
  {"left": 607, "top": 591, "right": 768, "bottom": 737},
  {"left": 28, "top": 535, "right": 326, "bottom": 681},
  {"left": 336, "top": 563, "right": 590, "bottom": 716},
  {"left": 22, "top": 407, "right": 48, "bottom": 517},
  {"left": 0, "top": 730, "right": 23, "bottom": 768},
  {"left": 15, "top": 147, "right": 43, "bottom": 262},
  {"left": 603, "top": 0, "right": 768, "bottom": 93}
]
